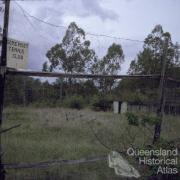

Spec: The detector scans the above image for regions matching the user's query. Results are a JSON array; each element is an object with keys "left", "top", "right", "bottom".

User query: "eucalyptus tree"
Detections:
[
  {"left": 129, "top": 24, "right": 180, "bottom": 75},
  {"left": 44, "top": 22, "right": 97, "bottom": 74},
  {"left": 91, "top": 43, "right": 124, "bottom": 93}
]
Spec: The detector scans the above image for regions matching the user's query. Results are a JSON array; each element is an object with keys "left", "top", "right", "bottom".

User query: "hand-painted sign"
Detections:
[
  {"left": 7, "top": 38, "right": 28, "bottom": 69},
  {"left": 0, "top": 34, "right": 29, "bottom": 69}
]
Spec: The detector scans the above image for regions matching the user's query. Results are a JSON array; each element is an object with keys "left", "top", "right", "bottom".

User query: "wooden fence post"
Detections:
[
  {"left": 0, "top": 1, "right": 10, "bottom": 179},
  {"left": 153, "top": 39, "right": 168, "bottom": 144}
]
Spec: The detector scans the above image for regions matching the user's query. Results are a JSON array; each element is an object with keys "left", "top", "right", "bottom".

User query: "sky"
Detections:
[{"left": 1, "top": 0, "right": 180, "bottom": 75}]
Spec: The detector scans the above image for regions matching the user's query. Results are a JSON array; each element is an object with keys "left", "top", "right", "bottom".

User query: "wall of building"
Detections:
[{"left": 113, "top": 101, "right": 180, "bottom": 115}]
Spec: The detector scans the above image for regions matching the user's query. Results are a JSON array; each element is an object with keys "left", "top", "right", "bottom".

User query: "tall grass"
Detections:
[{"left": 2, "top": 107, "right": 180, "bottom": 179}]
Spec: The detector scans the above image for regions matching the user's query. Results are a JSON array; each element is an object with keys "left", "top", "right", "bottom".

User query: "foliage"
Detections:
[
  {"left": 91, "top": 96, "right": 112, "bottom": 111},
  {"left": 116, "top": 24, "right": 180, "bottom": 104},
  {"left": 45, "top": 22, "right": 97, "bottom": 73},
  {"left": 42, "top": 61, "right": 48, "bottom": 72},
  {"left": 125, "top": 112, "right": 161, "bottom": 127},
  {"left": 129, "top": 24, "right": 180, "bottom": 75},
  {"left": 3, "top": 107, "right": 180, "bottom": 179},
  {"left": 53, "top": 78, "right": 98, "bottom": 100},
  {"left": 5, "top": 76, "right": 58, "bottom": 106},
  {"left": 141, "top": 115, "right": 161, "bottom": 126},
  {"left": 63, "top": 95, "right": 85, "bottom": 109},
  {"left": 91, "top": 43, "right": 124, "bottom": 75},
  {"left": 125, "top": 112, "right": 139, "bottom": 126},
  {"left": 44, "top": 22, "right": 125, "bottom": 95},
  {"left": 91, "top": 43, "right": 124, "bottom": 92},
  {"left": 4, "top": 74, "right": 100, "bottom": 108},
  {"left": 114, "top": 77, "right": 159, "bottom": 104},
  {"left": 144, "top": 138, "right": 180, "bottom": 179}
]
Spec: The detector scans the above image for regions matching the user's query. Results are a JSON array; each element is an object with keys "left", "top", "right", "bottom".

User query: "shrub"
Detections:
[
  {"left": 141, "top": 115, "right": 161, "bottom": 126},
  {"left": 125, "top": 112, "right": 161, "bottom": 127},
  {"left": 91, "top": 96, "right": 112, "bottom": 111},
  {"left": 28, "top": 100, "right": 57, "bottom": 108},
  {"left": 63, "top": 95, "right": 85, "bottom": 110},
  {"left": 125, "top": 112, "right": 139, "bottom": 126}
]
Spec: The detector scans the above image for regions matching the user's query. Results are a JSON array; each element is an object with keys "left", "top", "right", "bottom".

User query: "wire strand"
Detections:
[
  {"left": 14, "top": 1, "right": 144, "bottom": 43},
  {"left": 15, "top": 1, "right": 56, "bottom": 43}
]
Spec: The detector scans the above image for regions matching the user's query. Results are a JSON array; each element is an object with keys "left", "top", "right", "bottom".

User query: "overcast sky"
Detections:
[{"left": 1, "top": 0, "right": 180, "bottom": 74}]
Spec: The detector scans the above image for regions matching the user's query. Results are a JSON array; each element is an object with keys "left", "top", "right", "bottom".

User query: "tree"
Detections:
[
  {"left": 129, "top": 25, "right": 180, "bottom": 92},
  {"left": 91, "top": 43, "right": 124, "bottom": 92},
  {"left": 116, "top": 25, "right": 180, "bottom": 103},
  {"left": 45, "top": 22, "right": 97, "bottom": 73},
  {"left": 42, "top": 61, "right": 48, "bottom": 72},
  {"left": 129, "top": 25, "right": 180, "bottom": 75}
]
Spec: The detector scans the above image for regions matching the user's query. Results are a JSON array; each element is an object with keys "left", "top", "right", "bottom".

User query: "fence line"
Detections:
[
  {"left": 6, "top": 68, "right": 161, "bottom": 79},
  {"left": 6, "top": 68, "right": 180, "bottom": 85},
  {"left": 4, "top": 155, "right": 107, "bottom": 170}
]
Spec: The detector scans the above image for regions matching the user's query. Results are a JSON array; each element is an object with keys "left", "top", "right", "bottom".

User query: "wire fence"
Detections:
[
  {"left": 4, "top": 72, "right": 180, "bottom": 115},
  {"left": 0, "top": 1, "right": 180, "bottom": 179}
]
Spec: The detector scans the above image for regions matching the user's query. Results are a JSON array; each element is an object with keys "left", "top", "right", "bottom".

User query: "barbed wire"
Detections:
[
  {"left": 14, "top": 1, "right": 57, "bottom": 43},
  {"left": 14, "top": 1, "right": 144, "bottom": 43}
]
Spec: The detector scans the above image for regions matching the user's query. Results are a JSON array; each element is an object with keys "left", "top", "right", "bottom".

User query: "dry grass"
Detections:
[{"left": 2, "top": 107, "right": 180, "bottom": 179}]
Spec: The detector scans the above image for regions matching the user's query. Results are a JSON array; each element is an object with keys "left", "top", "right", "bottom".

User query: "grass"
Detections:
[{"left": 2, "top": 107, "right": 180, "bottom": 179}]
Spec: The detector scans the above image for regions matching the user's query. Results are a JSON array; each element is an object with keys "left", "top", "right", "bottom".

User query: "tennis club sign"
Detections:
[
  {"left": 0, "top": 35, "right": 28, "bottom": 69},
  {"left": 7, "top": 38, "right": 29, "bottom": 69}
]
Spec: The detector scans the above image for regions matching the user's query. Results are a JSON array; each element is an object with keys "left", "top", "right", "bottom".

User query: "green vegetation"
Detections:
[
  {"left": 2, "top": 22, "right": 180, "bottom": 179},
  {"left": 2, "top": 107, "right": 180, "bottom": 179},
  {"left": 91, "top": 96, "right": 112, "bottom": 111},
  {"left": 125, "top": 112, "right": 161, "bottom": 127},
  {"left": 4, "top": 24, "right": 180, "bottom": 108},
  {"left": 62, "top": 95, "right": 85, "bottom": 109},
  {"left": 125, "top": 112, "right": 139, "bottom": 126},
  {"left": 115, "top": 24, "right": 180, "bottom": 103}
]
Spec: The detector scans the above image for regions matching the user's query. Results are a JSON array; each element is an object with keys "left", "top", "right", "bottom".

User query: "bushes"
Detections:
[
  {"left": 125, "top": 112, "right": 161, "bottom": 126},
  {"left": 125, "top": 112, "right": 139, "bottom": 126},
  {"left": 91, "top": 96, "right": 112, "bottom": 111},
  {"left": 63, "top": 95, "right": 85, "bottom": 110},
  {"left": 141, "top": 115, "right": 160, "bottom": 126},
  {"left": 27, "top": 95, "right": 113, "bottom": 111},
  {"left": 62, "top": 95, "right": 113, "bottom": 111}
]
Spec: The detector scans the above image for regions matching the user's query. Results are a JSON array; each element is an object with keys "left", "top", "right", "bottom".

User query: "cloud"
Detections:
[
  {"left": 34, "top": 0, "right": 119, "bottom": 21},
  {"left": 7, "top": 0, "right": 120, "bottom": 71},
  {"left": 4, "top": 0, "right": 179, "bottom": 76},
  {"left": 125, "top": 0, "right": 134, "bottom": 2},
  {"left": 80, "top": 0, "right": 119, "bottom": 21},
  {"left": 21, "top": 0, "right": 119, "bottom": 23}
]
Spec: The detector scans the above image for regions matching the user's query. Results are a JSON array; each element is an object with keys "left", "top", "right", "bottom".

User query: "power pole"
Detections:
[
  {"left": 0, "top": 0, "right": 10, "bottom": 179},
  {"left": 153, "top": 39, "right": 168, "bottom": 144}
]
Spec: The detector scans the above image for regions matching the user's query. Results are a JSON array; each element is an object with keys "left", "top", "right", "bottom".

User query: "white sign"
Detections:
[{"left": 7, "top": 38, "right": 28, "bottom": 69}]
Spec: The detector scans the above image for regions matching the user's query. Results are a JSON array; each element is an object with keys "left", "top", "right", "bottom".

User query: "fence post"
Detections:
[
  {"left": 0, "top": 0, "right": 10, "bottom": 179},
  {"left": 153, "top": 40, "right": 168, "bottom": 144},
  {"left": 23, "top": 76, "right": 26, "bottom": 106},
  {"left": 60, "top": 77, "right": 63, "bottom": 101}
]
